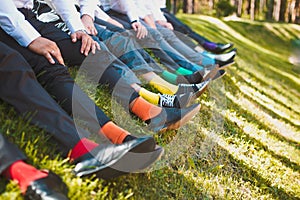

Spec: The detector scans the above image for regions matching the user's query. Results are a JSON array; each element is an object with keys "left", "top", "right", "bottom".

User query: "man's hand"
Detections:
[
  {"left": 81, "top": 14, "right": 98, "bottom": 36},
  {"left": 28, "top": 36, "right": 65, "bottom": 65},
  {"left": 157, "top": 20, "right": 174, "bottom": 30},
  {"left": 70, "top": 30, "right": 100, "bottom": 56},
  {"left": 131, "top": 22, "right": 147, "bottom": 39}
]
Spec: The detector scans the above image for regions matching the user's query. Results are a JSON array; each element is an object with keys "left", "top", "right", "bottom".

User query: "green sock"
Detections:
[
  {"left": 161, "top": 70, "right": 178, "bottom": 85},
  {"left": 176, "top": 67, "right": 193, "bottom": 75}
]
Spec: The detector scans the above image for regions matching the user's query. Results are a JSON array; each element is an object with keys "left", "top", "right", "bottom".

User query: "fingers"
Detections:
[
  {"left": 81, "top": 35, "right": 100, "bottom": 56},
  {"left": 71, "top": 33, "right": 77, "bottom": 43},
  {"left": 136, "top": 26, "right": 147, "bottom": 39},
  {"left": 86, "top": 26, "right": 98, "bottom": 36},
  {"left": 44, "top": 49, "right": 65, "bottom": 66},
  {"left": 51, "top": 49, "right": 65, "bottom": 65}
]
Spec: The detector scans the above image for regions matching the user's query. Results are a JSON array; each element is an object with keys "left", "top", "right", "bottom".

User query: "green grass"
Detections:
[{"left": 1, "top": 15, "right": 300, "bottom": 199}]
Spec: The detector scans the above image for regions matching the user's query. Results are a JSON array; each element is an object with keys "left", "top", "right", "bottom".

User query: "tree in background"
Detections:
[{"left": 168, "top": 0, "right": 300, "bottom": 23}]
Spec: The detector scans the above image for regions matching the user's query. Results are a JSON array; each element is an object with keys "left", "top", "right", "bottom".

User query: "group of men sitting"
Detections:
[{"left": 0, "top": 0, "right": 236, "bottom": 199}]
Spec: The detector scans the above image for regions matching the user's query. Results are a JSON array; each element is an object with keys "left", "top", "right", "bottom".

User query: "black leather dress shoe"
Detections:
[
  {"left": 215, "top": 59, "right": 235, "bottom": 70},
  {"left": 209, "top": 43, "right": 233, "bottom": 54},
  {"left": 73, "top": 136, "right": 163, "bottom": 179},
  {"left": 176, "top": 71, "right": 203, "bottom": 84},
  {"left": 95, "top": 146, "right": 164, "bottom": 179},
  {"left": 213, "top": 70, "right": 226, "bottom": 80},
  {"left": 213, "top": 48, "right": 236, "bottom": 62},
  {"left": 25, "top": 171, "right": 69, "bottom": 200},
  {"left": 123, "top": 135, "right": 156, "bottom": 153},
  {"left": 146, "top": 103, "right": 201, "bottom": 132}
]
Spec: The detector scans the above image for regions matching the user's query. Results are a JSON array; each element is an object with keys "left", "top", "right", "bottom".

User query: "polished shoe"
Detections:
[
  {"left": 146, "top": 103, "right": 201, "bottom": 132},
  {"left": 213, "top": 70, "right": 226, "bottom": 80},
  {"left": 87, "top": 146, "right": 164, "bottom": 180},
  {"left": 159, "top": 92, "right": 195, "bottom": 108},
  {"left": 215, "top": 59, "right": 235, "bottom": 70},
  {"left": 208, "top": 43, "right": 233, "bottom": 54},
  {"left": 122, "top": 135, "right": 156, "bottom": 153},
  {"left": 25, "top": 171, "right": 69, "bottom": 200},
  {"left": 201, "top": 64, "right": 219, "bottom": 82},
  {"left": 210, "top": 48, "right": 236, "bottom": 62},
  {"left": 176, "top": 79, "right": 211, "bottom": 99},
  {"left": 176, "top": 70, "right": 203, "bottom": 84},
  {"left": 73, "top": 136, "right": 162, "bottom": 179}
]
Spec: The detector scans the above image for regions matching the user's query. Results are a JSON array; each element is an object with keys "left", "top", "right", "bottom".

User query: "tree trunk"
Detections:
[
  {"left": 266, "top": 0, "right": 274, "bottom": 20},
  {"left": 173, "top": 0, "right": 177, "bottom": 14},
  {"left": 279, "top": 0, "right": 287, "bottom": 21},
  {"left": 183, "top": 0, "right": 194, "bottom": 14},
  {"left": 273, "top": 0, "right": 281, "bottom": 21},
  {"left": 237, "top": 0, "right": 243, "bottom": 17},
  {"left": 250, "top": 0, "right": 256, "bottom": 20},
  {"left": 259, "top": 0, "right": 266, "bottom": 16}
]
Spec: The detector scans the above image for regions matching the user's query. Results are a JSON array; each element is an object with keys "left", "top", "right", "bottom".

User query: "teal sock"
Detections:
[
  {"left": 176, "top": 67, "right": 193, "bottom": 75},
  {"left": 161, "top": 70, "right": 178, "bottom": 85}
]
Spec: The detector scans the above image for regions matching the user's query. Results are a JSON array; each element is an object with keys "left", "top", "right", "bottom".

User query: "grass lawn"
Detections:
[{"left": 0, "top": 15, "right": 299, "bottom": 199}]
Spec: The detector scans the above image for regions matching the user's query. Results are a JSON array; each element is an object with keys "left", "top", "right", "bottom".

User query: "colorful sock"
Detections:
[
  {"left": 100, "top": 121, "right": 129, "bottom": 144},
  {"left": 190, "top": 64, "right": 204, "bottom": 72},
  {"left": 161, "top": 70, "right": 178, "bottom": 85},
  {"left": 203, "top": 42, "right": 217, "bottom": 51},
  {"left": 176, "top": 67, "right": 193, "bottom": 75},
  {"left": 139, "top": 88, "right": 160, "bottom": 105},
  {"left": 3, "top": 160, "right": 48, "bottom": 193},
  {"left": 69, "top": 138, "right": 99, "bottom": 161},
  {"left": 131, "top": 97, "right": 162, "bottom": 121},
  {"left": 149, "top": 76, "right": 178, "bottom": 95}
]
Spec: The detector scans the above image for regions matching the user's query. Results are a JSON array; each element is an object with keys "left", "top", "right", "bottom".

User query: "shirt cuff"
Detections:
[
  {"left": 10, "top": 20, "right": 41, "bottom": 47},
  {"left": 80, "top": 7, "right": 95, "bottom": 21},
  {"left": 65, "top": 15, "right": 86, "bottom": 33},
  {"left": 95, "top": 7, "right": 110, "bottom": 21}
]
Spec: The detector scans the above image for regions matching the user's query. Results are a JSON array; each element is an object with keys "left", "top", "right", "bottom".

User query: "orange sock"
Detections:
[
  {"left": 99, "top": 121, "right": 129, "bottom": 144},
  {"left": 130, "top": 97, "right": 162, "bottom": 121}
]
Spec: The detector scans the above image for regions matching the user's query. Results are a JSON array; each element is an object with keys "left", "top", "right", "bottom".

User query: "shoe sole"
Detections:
[
  {"left": 160, "top": 104, "right": 201, "bottom": 132},
  {"left": 213, "top": 70, "right": 226, "bottom": 81},
  {"left": 192, "top": 80, "right": 211, "bottom": 99},
  {"left": 90, "top": 147, "right": 164, "bottom": 180},
  {"left": 203, "top": 65, "right": 219, "bottom": 82},
  {"left": 219, "top": 60, "right": 235, "bottom": 70}
]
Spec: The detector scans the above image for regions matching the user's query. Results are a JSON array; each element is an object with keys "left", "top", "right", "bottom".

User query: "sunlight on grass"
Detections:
[{"left": 226, "top": 92, "right": 300, "bottom": 143}]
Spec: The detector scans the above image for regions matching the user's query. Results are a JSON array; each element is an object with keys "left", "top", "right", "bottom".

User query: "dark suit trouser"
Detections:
[
  {"left": 0, "top": 9, "right": 139, "bottom": 131},
  {"left": 0, "top": 133, "right": 26, "bottom": 175},
  {"left": 0, "top": 42, "right": 89, "bottom": 160}
]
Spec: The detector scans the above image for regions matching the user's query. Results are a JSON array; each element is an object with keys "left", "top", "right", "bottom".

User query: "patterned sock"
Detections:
[
  {"left": 131, "top": 97, "right": 162, "bottom": 121},
  {"left": 139, "top": 88, "right": 160, "bottom": 105},
  {"left": 3, "top": 161, "right": 48, "bottom": 193},
  {"left": 100, "top": 121, "right": 129, "bottom": 144}
]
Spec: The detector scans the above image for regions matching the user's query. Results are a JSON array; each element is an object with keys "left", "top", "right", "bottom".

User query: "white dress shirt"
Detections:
[
  {"left": 99, "top": 0, "right": 150, "bottom": 22},
  {"left": 141, "top": 1, "right": 167, "bottom": 22},
  {"left": 76, "top": 0, "right": 110, "bottom": 21},
  {"left": 0, "top": 0, "right": 85, "bottom": 47}
]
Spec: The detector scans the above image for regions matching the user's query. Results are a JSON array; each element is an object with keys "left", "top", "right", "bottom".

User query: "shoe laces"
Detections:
[{"left": 159, "top": 94, "right": 176, "bottom": 107}]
